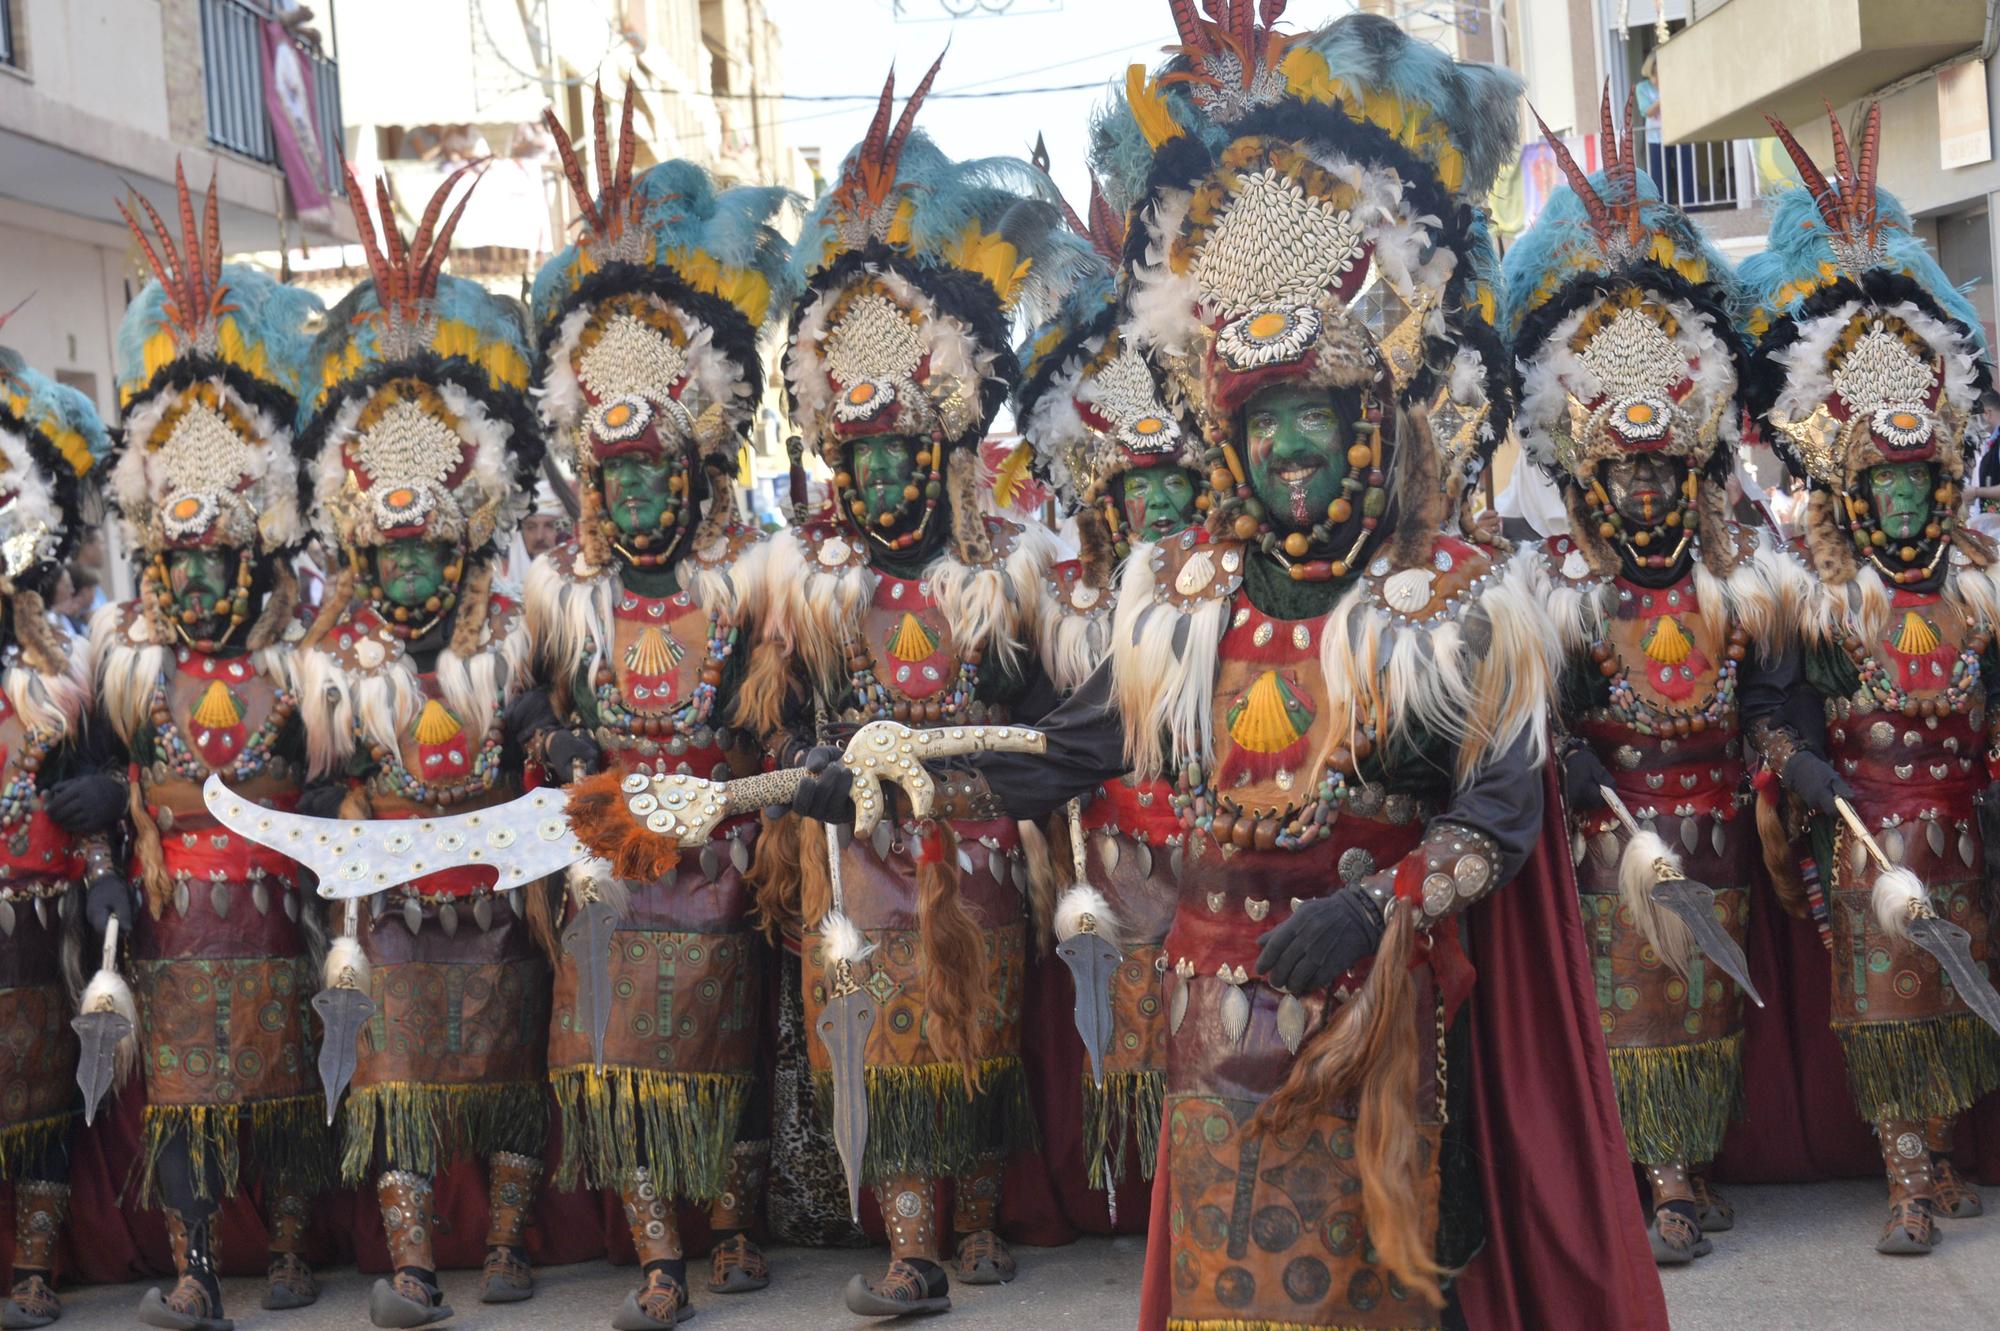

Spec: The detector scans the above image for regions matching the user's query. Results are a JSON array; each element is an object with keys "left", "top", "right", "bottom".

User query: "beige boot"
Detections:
[
  {"left": 3, "top": 1180, "right": 69, "bottom": 1329},
  {"left": 1878, "top": 1119, "right": 1941, "bottom": 1254},
  {"left": 479, "top": 1152, "right": 541, "bottom": 1304}
]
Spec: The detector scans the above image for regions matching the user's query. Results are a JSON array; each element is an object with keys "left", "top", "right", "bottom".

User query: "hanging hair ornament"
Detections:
[{"left": 340, "top": 158, "right": 487, "bottom": 362}]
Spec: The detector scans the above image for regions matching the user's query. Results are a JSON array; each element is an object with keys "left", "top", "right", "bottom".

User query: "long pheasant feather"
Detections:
[
  {"left": 173, "top": 162, "right": 205, "bottom": 318},
  {"left": 1087, "top": 177, "right": 1123, "bottom": 258},
  {"left": 1823, "top": 99, "right": 1853, "bottom": 202},
  {"left": 200, "top": 167, "right": 223, "bottom": 320},
  {"left": 542, "top": 109, "right": 602, "bottom": 235},
  {"left": 847, "top": 66, "right": 899, "bottom": 207},
  {"left": 1167, "top": 0, "right": 1206, "bottom": 49},
  {"left": 1620, "top": 89, "right": 1642, "bottom": 247},
  {"left": 1229, "top": 0, "right": 1254, "bottom": 74},
  {"left": 1533, "top": 107, "right": 1612, "bottom": 246},
  {"left": 590, "top": 82, "right": 611, "bottom": 221},
  {"left": 408, "top": 160, "right": 479, "bottom": 294},
  {"left": 1855, "top": 102, "right": 1882, "bottom": 239},
  {"left": 1763, "top": 114, "right": 1840, "bottom": 230},
  {"left": 883, "top": 50, "right": 946, "bottom": 193},
  {"left": 609, "top": 86, "right": 638, "bottom": 239},
  {"left": 340, "top": 162, "right": 394, "bottom": 303},
  {"left": 1258, "top": 0, "right": 1285, "bottom": 25},
  {"left": 374, "top": 176, "right": 407, "bottom": 311},
  {"left": 115, "top": 197, "right": 184, "bottom": 332},
  {"left": 416, "top": 162, "right": 485, "bottom": 302}
]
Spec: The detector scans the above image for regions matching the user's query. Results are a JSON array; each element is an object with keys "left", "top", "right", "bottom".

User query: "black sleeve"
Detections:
[
  {"left": 1438, "top": 731, "right": 1543, "bottom": 884},
  {"left": 969, "top": 658, "right": 1133, "bottom": 818},
  {"left": 1739, "top": 642, "right": 1828, "bottom": 750}
]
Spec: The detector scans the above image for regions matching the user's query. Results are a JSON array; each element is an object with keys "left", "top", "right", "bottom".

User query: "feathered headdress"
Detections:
[
  {"left": 1502, "top": 88, "right": 1747, "bottom": 491},
  {"left": 0, "top": 318, "right": 109, "bottom": 594},
  {"left": 1112, "top": 8, "right": 1521, "bottom": 562},
  {"left": 532, "top": 84, "right": 797, "bottom": 477},
  {"left": 1014, "top": 185, "right": 1191, "bottom": 522},
  {"left": 784, "top": 54, "right": 1069, "bottom": 463},
  {"left": 298, "top": 165, "right": 540, "bottom": 561},
  {"left": 1742, "top": 103, "right": 1990, "bottom": 495},
  {"left": 112, "top": 165, "right": 320, "bottom": 560}
]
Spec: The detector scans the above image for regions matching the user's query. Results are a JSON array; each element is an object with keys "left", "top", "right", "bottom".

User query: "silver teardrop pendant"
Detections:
[
  {"left": 1276, "top": 994, "right": 1307, "bottom": 1055},
  {"left": 252, "top": 881, "right": 270, "bottom": 917},
  {"left": 209, "top": 881, "right": 231, "bottom": 920},
  {"left": 439, "top": 902, "right": 459, "bottom": 937},
  {"left": 1680, "top": 818, "right": 1699, "bottom": 854},
  {"left": 730, "top": 838, "right": 750, "bottom": 874},
  {"left": 473, "top": 896, "right": 494, "bottom": 932},
  {"left": 403, "top": 897, "right": 424, "bottom": 935},
  {"left": 1169, "top": 976, "right": 1189, "bottom": 1035},
  {"left": 873, "top": 822, "right": 895, "bottom": 862},
  {"left": 1134, "top": 840, "right": 1154, "bottom": 880},
  {"left": 1097, "top": 833, "right": 1120, "bottom": 877},
  {"left": 1220, "top": 982, "right": 1251, "bottom": 1046}
]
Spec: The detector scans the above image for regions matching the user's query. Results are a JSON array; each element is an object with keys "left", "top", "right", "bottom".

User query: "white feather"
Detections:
[
  {"left": 78, "top": 966, "right": 140, "bottom": 1088},
  {"left": 1054, "top": 882, "right": 1122, "bottom": 952},
  {"left": 322, "top": 934, "right": 371, "bottom": 995},
  {"left": 1617, "top": 829, "right": 1696, "bottom": 978},
  {"left": 1870, "top": 866, "right": 1928, "bottom": 943},
  {"left": 821, "top": 909, "right": 873, "bottom": 965}
]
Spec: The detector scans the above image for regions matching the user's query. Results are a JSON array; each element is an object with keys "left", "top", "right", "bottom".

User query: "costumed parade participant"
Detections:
[
  {"left": 1015, "top": 185, "right": 1194, "bottom": 1196},
  {"left": 522, "top": 89, "right": 795, "bottom": 1326},
  {"left": 96, "top": 169, "right": 329, "bottom": 1330},
  {"left": 788, "top": 11, "right": 1669, "bottom": 1330},
  {"left": 753, "top": 56, "right": 1065, "bottom": 1317},
  {"left": 1505, "top": 96, "right": 1800, "bottom": 1263},
  {"left": 0, "top": 335, "right": 117, "bottom": 1330},
  {"left": 292, "top": 164, "right": 552, "bottom": 1327},
  {"left": 1743, "top": 106, "right": 2000, "bottom": 1254}
]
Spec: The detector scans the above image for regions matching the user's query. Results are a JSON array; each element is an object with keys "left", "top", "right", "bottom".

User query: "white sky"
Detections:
[{"left": 764, "top": 0, "right": 1361, "bottom": 208}]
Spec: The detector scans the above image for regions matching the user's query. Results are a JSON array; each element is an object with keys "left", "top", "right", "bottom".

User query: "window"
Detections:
[{"left": 0, "top": 0, "right": 20, "bottom": 69}]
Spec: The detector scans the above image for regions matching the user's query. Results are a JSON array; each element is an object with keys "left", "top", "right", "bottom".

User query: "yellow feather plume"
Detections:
[
  {"left": 1126, "top": 64, "right": 1182, "bottom": 150},
  {"left": 992, "top": 442, "right": 1033, "bottom": 510}
]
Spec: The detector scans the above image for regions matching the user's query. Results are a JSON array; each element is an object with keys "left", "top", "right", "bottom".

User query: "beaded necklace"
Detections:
[
  {"left": 0, "top": 731, "right": 58, "bottom": 831},
  {"left": 836, "top": 429, "right": 946, "bottom": 554},
  {"left": 1205, "top": 400, "right": 1389, "bottom": 583},
  {"left": 149, "top": 659, "right": 297, "bottom": 781},
  {"left": 590, "top": 603, "right": 736, "bottom": 752},
  {"left": 1835, "top": 614, "right": 1988, "bottom": 717},
  {"left": 147, "top": 551, "right": 254, "bottom": 652},
  {"left": 1841, "top": 473, "right": 1959, "bottom": 587},
  {"left": 351, "top": 544, "right": 465, "bottom": 639},
  {"left": 1587, "top": 604, "right": 1747, "bottom": 738},
  {"left": 363, "top": 695, "right": 505, "bottom": 808}
]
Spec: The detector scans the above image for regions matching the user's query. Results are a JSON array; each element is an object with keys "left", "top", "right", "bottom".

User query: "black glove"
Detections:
[
  {"left": 500, "top": 689, "right": 560, "bottom": 749},
  {"left": 546, "top": 728, "right": 603, "bottom": 781},
  {"left": 1561, "top": 744, "right": 1616, "bottom": 812},
  {"left": 1254, "top": 888, "right": 1386, "bottom": 995},
  {"left": 1783, "top": 750, "right": 1854, "bottom": 818},
  {"left": 85, "top": 871, "right": 134, "bottom": 936},
  {"left": 43, "top": 773, "right": 128, "bottom": 835},
  {"left": 791, "top": 745, "right": 856, "bottom": 825},
  {"left": 294, "top": 781, "right": 350, "bottom": 821}
]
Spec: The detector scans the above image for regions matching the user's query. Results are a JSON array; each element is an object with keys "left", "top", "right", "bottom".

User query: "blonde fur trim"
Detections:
[
  {"left": 1108, "top": 542, "right": 1227, "bottom": 781},
  {"left": 1870, "top": 866, "right": 1927, "bottom": 942},
  {"left": 294, "top": 570, "right": 531, "bottom": 781},
  {"left": 0, "top": 618, "right": 89, "bottom": 740},
  {"left": 77, "top": 966, "right": 139, "bottom": 1090},
  {"left": 1054, "top": 882, "right": 1122, "bottom": 954}
]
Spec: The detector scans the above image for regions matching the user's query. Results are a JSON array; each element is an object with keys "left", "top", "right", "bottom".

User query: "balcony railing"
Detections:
[
  {"left": 199, "top": 0, "right": 343, "bottom": 193},
  {"left": 1648, "top": 138, "right": 1752, "bottom": 212}
]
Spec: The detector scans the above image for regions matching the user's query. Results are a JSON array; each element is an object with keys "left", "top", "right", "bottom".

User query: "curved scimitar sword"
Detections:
[
  {"left": 1598, "top": 785, "right": 1764, "bottom": 1007},
  {"left": 1836, "top": 796, "right": 2000, "bottom": 1039}
]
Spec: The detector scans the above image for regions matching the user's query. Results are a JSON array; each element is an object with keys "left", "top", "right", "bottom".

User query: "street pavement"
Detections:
[{"left": 44, "top": 1179, "right": 2000, "bottom": 1329}]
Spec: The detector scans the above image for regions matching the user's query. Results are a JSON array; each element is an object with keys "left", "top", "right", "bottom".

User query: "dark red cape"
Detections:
[{"left": 1138, "top": 765, "right": 1669, "bottom": 1331}]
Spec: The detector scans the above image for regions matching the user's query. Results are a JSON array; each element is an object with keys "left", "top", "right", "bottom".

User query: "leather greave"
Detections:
[
  {"left": 1879, "top": 1120, "right": 1939, "bottom": 1202},
  {"left": 620, "top": 1167, "right": 682, "bottom": 1263},
  {"left": 876, "top": 1173, "right": 940, "bottom": 1261},
  {"left": 952, "top": 1156, "right": 1003, "bottom": 1235},
  {"left": 485, "top": 1152, "right": 541, "bottom": 1250},
  {"left": 709, "top": 1139, "right": 769, "bottom": 1233},
  {"left": 11, "top": 1180, "right": 69, "bottom": 1275},
  {"left": 377, "top": 1172, "right": 437, "bottom": 1274},
  {"left": 267, "top": 1187, "right": 312, "bottom": 1256}
]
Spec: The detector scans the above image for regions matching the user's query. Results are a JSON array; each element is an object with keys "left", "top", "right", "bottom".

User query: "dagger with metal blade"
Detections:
[
  {"left": 72, "top": 914, "right": 135, "bottom": 1126},
  {"left": 312, "top": 900, "right": 375, "bottom": 1124},
  {"left": 1597, "top": 785, "right": 1764, "bottom": 1007},
  {"left": 1835, "top": 796, "right": 2000, "bottom": 1038}
]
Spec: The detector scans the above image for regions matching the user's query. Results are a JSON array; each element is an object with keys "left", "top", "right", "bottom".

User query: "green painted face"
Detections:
[
  {"left": 165, "top": 548, "right": 231, "bottom": 622},
  {"left": 602, "top": 453, "right": 680, "bottom": 538},
  {"left": 1869, "top": 460, "right": 1935, "bottom": 541},
  {"left": 849, "top": 436, "right": 919, "bottom": 528},
  {"left": 375, "top": 537, "right": 450, "bottom": 608},
  {"left": 1602, "top": 453, "right": 1687, "bottom": 527},
  {"left": 1120, "top": 466, "right": 1199, "bottom": 541},
  {"left": 1243, "top": 384, "right": 1350, "bottom": 533}
]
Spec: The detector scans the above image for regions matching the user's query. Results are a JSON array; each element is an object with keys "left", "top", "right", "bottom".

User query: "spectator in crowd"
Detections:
[{"left": 1965, "top": 391, "right": 2000, "bottom": 536}]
